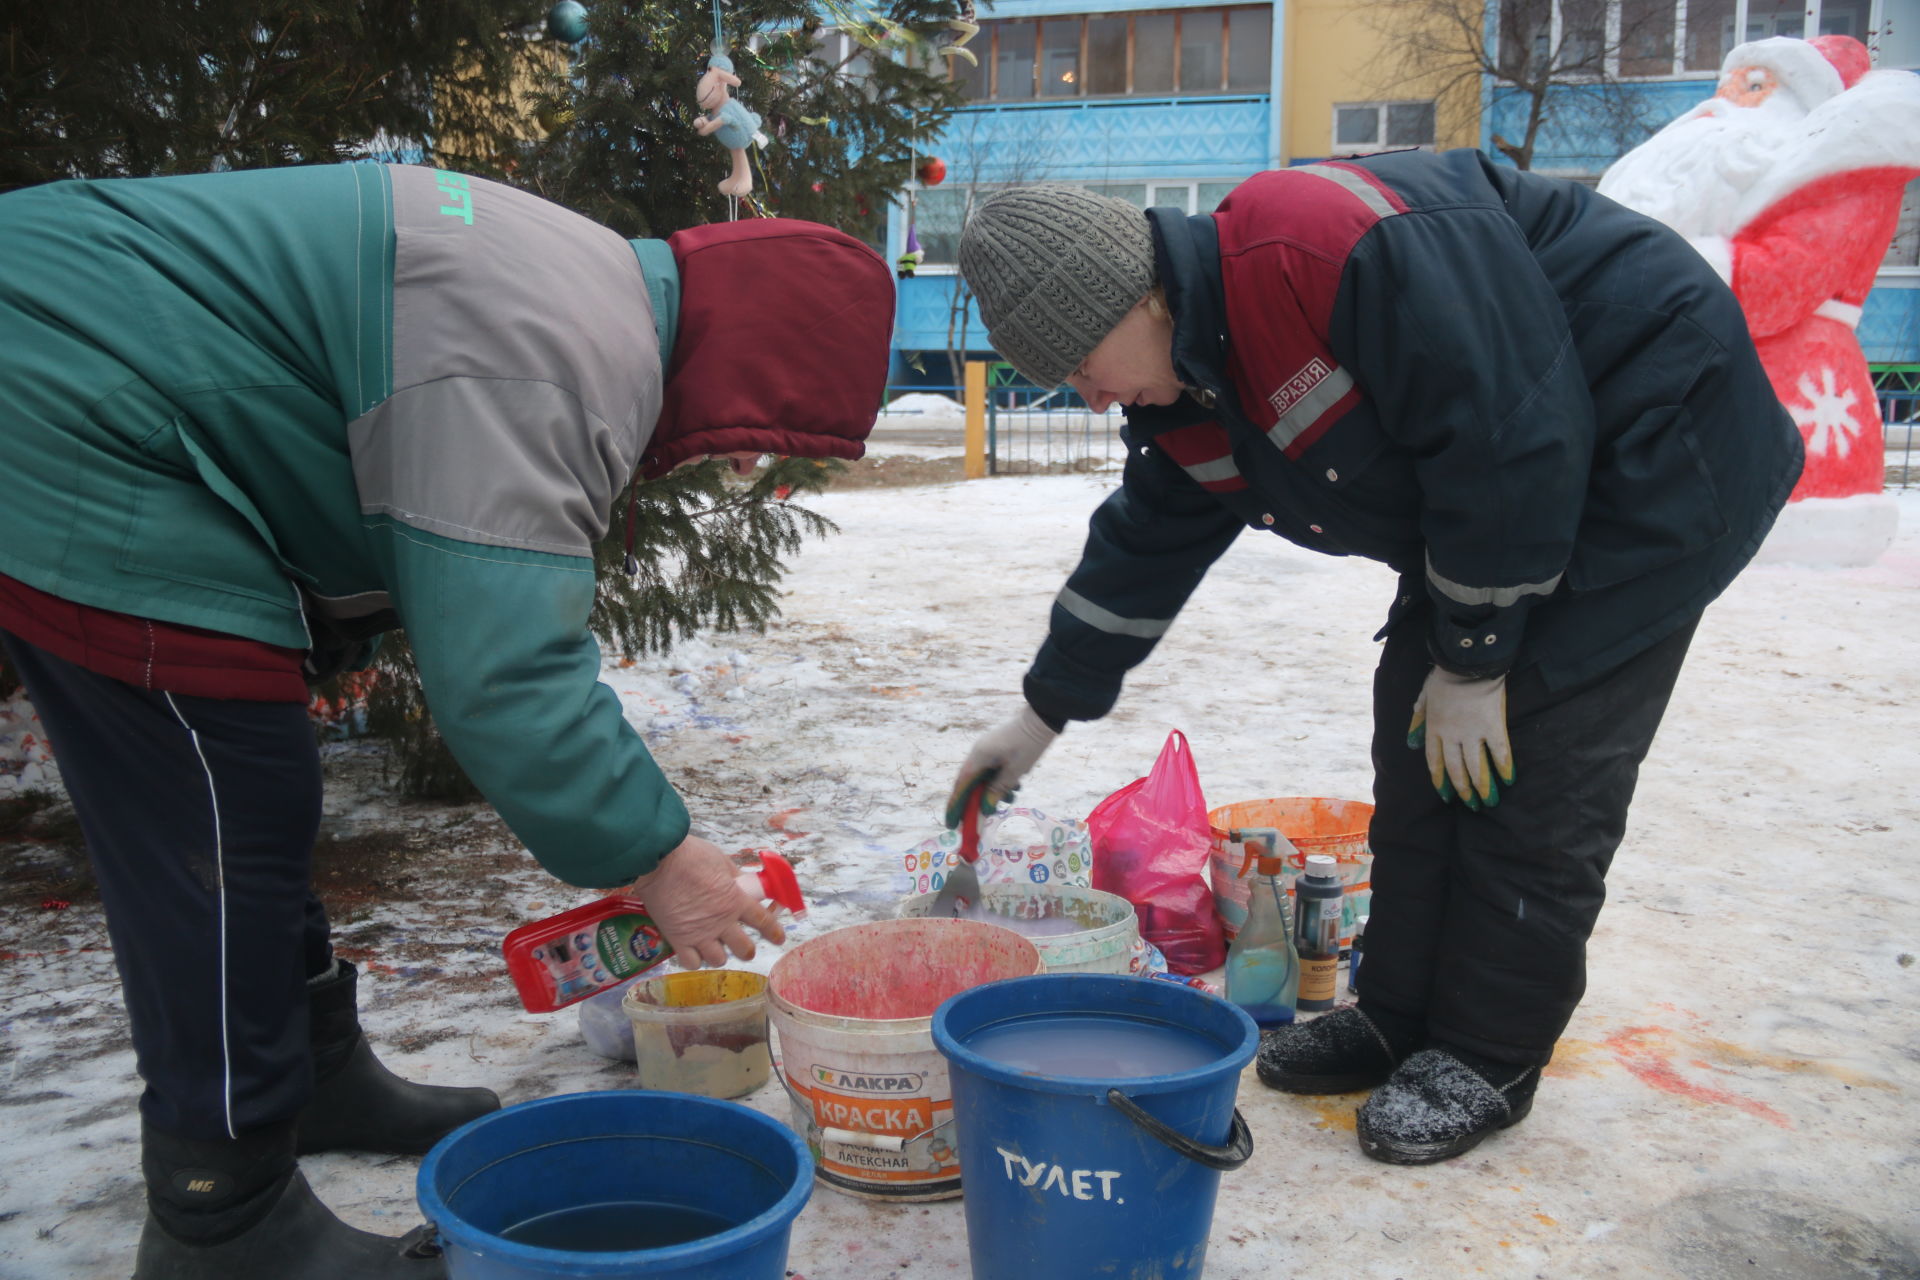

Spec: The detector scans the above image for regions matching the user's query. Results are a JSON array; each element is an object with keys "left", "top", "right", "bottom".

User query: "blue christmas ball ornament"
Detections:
[{"left": 546, "top": 0, "right": 589, "bottom": 43}]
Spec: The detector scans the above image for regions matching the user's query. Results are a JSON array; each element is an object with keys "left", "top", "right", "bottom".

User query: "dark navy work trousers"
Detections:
[
  {"left": 2, "top": 630, "right": 333, "bottom": 1140},
  {"left": 1359, "top": 608, "right": 1701, "bottom": 1066}
]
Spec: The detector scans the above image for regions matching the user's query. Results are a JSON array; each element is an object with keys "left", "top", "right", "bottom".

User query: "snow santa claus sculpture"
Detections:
[{"left": 1599, "top": 35, "right": 1920, "bottom": 565}]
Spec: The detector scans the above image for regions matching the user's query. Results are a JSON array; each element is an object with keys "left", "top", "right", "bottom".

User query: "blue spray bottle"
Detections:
[{"left": 1225, "top": 827, "right": 1301, "bottom": 1027}]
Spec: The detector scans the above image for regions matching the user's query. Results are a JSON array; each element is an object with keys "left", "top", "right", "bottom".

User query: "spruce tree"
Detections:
[
  {"left": 515, "top": 0, "right": 964, "bottom": 240},
  {"left": 0, "top": 0, "right": 533, "bottom": 191}
]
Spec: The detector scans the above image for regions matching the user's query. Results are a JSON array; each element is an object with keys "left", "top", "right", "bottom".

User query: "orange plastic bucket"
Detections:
[{"left": 1207, "top": 798, "right": 1374, "bottom": 947}]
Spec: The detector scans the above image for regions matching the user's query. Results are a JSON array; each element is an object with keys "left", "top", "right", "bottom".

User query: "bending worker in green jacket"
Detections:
[{"left": 0, "top": 164, "right": 895, "bottom": 1278}]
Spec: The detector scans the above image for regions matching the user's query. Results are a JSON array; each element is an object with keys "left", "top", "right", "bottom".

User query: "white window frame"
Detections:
[
  {"left": 1519, "top": 0, "right": 1894, "bottom": 83},
  {"left": 1330, "top": 100, "right": 1438, "bottom": 155}
]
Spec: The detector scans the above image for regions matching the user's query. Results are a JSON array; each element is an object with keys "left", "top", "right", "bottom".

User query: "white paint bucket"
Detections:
[
  {"left": 766, "top": 918, "right": 1041, "bottom": 1201},
  {"left": 896, "top": 883, "right": 1138, "bottom": 975}
]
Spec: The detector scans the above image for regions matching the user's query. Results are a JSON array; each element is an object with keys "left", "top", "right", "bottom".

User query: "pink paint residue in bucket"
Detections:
[{"left": 769, "top": 918, "right": 1040, "bottom": 1021}]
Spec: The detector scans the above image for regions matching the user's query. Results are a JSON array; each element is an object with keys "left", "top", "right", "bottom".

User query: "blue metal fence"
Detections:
[
  {"left": 879, "top": 373, "right": 1920, "bottom": 490},
  {"left": 983, "top": 383, "right": 1126, "bottom": 476}
]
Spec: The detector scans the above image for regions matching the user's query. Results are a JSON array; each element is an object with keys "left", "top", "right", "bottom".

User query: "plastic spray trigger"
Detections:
[{"left": 1230, "top": 827, "right": 1282, "bottom": 879}]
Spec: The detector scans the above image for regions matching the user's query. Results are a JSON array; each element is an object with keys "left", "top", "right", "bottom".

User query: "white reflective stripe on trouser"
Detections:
[
  {"left": 1424, "top": 554, "right": 1563, "bottom": 609},
  {"left": 1055, "top": 587, "right": 1174, "bottom": 639},
  {"left": 164, "top": 693, "right": 236, "bottom": 1139}
]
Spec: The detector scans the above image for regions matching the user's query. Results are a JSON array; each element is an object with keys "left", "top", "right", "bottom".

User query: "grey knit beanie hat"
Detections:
[{"left": 958, "top": 185, "right": 1156, "bottom": 388}]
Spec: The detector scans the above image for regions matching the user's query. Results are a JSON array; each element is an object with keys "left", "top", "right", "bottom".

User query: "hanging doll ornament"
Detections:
[
  {"left": 694, "top": 43, "right": 767, "bottom": 206},
  {"left": 897, "top": 221, "right": 925, "bottom": 278},
  {"left": 941, "top": 0, "right": 980, "bottom": 65}
]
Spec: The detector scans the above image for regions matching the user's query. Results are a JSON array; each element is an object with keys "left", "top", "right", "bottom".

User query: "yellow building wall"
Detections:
[{"left": 1281, "top": 0, "right": 1480, "bottom": 164}]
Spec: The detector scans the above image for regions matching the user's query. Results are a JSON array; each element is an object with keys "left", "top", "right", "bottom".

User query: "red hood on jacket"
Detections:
[{"left": 642, "top": 219, "right": 895, "bottom": 478}]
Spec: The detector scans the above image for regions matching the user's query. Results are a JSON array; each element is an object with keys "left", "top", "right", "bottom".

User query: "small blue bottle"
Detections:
[{"left": 1225, "top": 827, "right": 1301, "bottom": 1027}]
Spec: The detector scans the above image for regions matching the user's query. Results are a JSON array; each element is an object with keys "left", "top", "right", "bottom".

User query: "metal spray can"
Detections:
[{"left": 1293, "top": 853, "right": 1344, "bottom": 1012}]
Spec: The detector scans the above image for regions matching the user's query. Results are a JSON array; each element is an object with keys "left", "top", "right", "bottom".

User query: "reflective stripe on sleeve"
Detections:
[
  {"left": 1424, "top": 553, "right": 1563, "bottom": 608},
  {"left": 1267, "top": 364, "right": 1355, "bottom": 452}
]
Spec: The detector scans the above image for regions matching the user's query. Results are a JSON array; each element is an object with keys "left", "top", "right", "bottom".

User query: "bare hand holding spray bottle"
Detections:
[{"left": 503, "top": 835, "right": 804, "bottom": 1013}]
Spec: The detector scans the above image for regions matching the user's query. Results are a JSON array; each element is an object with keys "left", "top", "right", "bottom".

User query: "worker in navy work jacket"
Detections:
[
  {"left": 951, "top": 153, "right": 1802, "bottom": 1166},
  {"left": 0, "top": 164, "right": 893, "bottom": 1277}
]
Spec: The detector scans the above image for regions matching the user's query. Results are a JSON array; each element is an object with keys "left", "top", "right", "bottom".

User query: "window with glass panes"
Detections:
[
  {"left": 1331, "top": 102, "right": 1437, "bottom": 154},
  {"left": 1497, "top": 0, "right": 1887, "bottom": 80},
  {"left": 913, "top": 180, "right": 1247, "bottom": 269},
  {"left": 958, "top": 7, "right": 1273, "bottom": 101}
]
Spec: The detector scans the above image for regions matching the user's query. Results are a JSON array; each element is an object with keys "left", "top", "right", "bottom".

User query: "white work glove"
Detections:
[
  {"left": 1407, "top": 667, "right": 1515, "bottom": 811},
  {"left": 949, "top": 705, "right": 1059, "bottom": 816},
  {"left": 626, "top": 834, "right": 785, "bottom": 969}
]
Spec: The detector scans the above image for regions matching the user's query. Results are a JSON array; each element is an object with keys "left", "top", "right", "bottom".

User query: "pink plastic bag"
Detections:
[{"left": 1087, "top": 730, "right": 1226, "bottom": 975}]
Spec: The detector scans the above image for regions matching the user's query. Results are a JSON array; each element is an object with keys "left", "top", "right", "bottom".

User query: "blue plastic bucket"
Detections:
[
  {"left": 932, "top": 974, "right": 1258, "bottom": 1280},
  {"left": 416, "top": 1091, "right": 812, "bottom": 1280}
]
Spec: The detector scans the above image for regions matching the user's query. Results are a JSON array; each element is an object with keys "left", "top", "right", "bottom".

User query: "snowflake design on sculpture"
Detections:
[{"left": 1790, "top": 368, "right": 1861, "bottom": 458}]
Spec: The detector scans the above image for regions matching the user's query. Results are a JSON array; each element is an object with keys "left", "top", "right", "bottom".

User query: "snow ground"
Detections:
[{"left": 3, "top": 479, "right": 1918, "bottom": 1278}]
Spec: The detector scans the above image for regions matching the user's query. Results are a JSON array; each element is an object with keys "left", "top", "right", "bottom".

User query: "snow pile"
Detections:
[
  {"left": 0, "top": 691, "right": 60, "bottom": 798},
  {"left": 879, "top": 392, "right": 966, "bottom": 420}
]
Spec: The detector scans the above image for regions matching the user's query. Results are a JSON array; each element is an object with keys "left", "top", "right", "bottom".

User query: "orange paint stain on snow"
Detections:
[
  {"left": 329, "top": 947, "right": 401, "bottom": 978},
  {"left": 1542, "top": 1037, "right": 1609, "bottom": 1079},
  {"left": 766, "top": 808, "right": 810, "bottom": 840},
  {"left": 1602, "top": 1026, "right": 1791, "bottom": 1128},
  {"left": 1297, "top": 1094, "right": 1360, "bottom": 1133}
]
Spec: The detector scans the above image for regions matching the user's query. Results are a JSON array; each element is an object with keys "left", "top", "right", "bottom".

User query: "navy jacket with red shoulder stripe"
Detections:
[{"left": 1024, "top": 148, "right": 1802, "bottom": 725}]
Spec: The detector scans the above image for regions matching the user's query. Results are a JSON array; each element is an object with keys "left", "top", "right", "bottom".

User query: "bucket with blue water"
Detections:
[
  {"left": 415, "top": 1091, "right": 812, "bottom": 1280},
  {"left": 932, "top": 973, "right": 1258, "bottom": 1280}
]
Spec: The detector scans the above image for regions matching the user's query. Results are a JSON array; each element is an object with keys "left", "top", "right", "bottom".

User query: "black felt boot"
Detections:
[
  {"left": 295, "top": 958, "right": 499, "bottom": 1156},
  {"left": 1355, "top": 1044, "right": 1540, "bottom": 1165},
  {"left": 134, "top": 1119, "right": 444, "bottom": 1279},
  {"left": 1255, "top": 1003, "right": 1423, "bottom": 1093}
]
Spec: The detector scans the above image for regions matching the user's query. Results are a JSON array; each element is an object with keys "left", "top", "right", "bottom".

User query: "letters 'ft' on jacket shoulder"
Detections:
[
  {"left": 0, "top": 164, "right": 894, "bottom": 886},
  {"left": 1024, "top": 149, "right": 1803, "bottom": 725}
]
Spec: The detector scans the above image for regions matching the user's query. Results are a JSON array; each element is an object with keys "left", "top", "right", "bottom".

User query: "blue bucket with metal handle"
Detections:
[
  {"left": 932, "top": 973, "right": 1258, "bottom": 1280},
  {"left": 415, "top": 1091, "right": 812, "bottom": 1279}
]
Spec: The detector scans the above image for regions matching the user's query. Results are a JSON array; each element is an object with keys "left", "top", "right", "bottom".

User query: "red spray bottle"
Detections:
[{"left": 501, "top": 851, "right": 805, "bottom": 1013}]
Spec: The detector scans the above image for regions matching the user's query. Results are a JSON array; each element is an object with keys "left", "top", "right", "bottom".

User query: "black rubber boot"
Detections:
[
  {"left": 295, "top": 958, "right": 500, "bottom": 1156},
  {"left": 1255, "top": 1004, "right": 1421, "bottom": 1093},
  {"left": 1354, "top": 1045, "right": 1539, "bottom": 1165},
  {"left": 134, "top": 1120, "right": 444, "bottom": 1279}
]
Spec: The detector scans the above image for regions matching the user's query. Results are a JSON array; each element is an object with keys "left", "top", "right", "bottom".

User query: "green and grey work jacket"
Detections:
[{"left": 0, "top": 164, "right": 687, "bottom": 886}]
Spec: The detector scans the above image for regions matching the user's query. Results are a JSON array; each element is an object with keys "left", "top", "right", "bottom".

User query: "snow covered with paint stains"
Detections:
[{"left": 3, "top": 474, "right": 1919, "bottom": 1278}]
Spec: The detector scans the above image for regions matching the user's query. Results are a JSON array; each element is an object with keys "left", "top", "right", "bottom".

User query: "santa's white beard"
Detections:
[{"left": 1599, "top": 93, "right": 1810, "bottom": 239}]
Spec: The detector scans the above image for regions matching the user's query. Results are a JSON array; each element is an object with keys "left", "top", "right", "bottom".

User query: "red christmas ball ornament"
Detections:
[{"left": 917, "top": 156, "right": 947, "bottom": 187}]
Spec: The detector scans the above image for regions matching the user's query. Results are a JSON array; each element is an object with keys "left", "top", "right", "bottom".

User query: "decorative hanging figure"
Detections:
[
  {"left": 897, "top": 221, "right": 925, "bottom": 278},
  {"left": 941, "top": 0, "right": 980, "bottom": 65},
  {"left": 694, "top": 48, "right": 766, "bottom": 201}
]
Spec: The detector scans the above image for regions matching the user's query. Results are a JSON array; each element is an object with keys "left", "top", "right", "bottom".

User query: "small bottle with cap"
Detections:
[
  {"left": 1293, "top": 854, "right": 1345, "bottom": 1012},
  {"left": 502, "top": 852, "right": 805, "bottom": 1013}
]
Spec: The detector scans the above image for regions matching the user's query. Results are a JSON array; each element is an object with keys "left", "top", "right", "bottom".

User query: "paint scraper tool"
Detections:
[{"left": 928, "top": 767, "right": 997, "bottom": 918}]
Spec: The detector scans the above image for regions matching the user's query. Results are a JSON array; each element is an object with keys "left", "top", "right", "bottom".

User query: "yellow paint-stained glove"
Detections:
[{"left": 1407, "top": 667, "right": 1516, "bottom": 811}]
